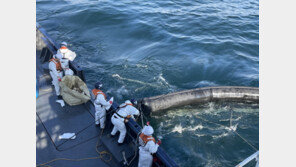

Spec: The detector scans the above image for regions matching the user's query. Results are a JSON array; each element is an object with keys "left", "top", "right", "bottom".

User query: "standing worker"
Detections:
[
  {"left": 111, "top": 99, "right": 139, "bottom": 145},
  {"left": 49, "top": 53, "right": 63, "bottom": 97},
  {"left": 57, "top": 42, "right": 76, "bottom": 61},
  {"left": 92, "top": 82, "right": 113, "bottom": 129},
  {"left": 138, "top": 123, "right": 161, "bottom": 167}
]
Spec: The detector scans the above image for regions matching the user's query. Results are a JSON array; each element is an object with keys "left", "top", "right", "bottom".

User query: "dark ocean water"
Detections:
[
  {"left": 149, "top": 102, "right": 259, "bottom": 167},
  {"left": 36, "top": 0, "right": 259, "bottom": 103},
  {"left": 37, "top": 0, "right": 259, "bottom": 166}
]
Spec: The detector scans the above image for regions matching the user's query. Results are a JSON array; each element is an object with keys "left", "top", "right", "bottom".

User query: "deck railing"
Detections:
[{"left": 235, "top": 151, "right": 259, "bottom": 167}]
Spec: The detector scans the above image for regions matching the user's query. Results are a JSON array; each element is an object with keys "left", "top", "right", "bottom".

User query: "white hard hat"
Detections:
[
  {"left": 55, "top": 53, "right": 63, "bottom": 60},
  {"left": 142, "top": 125, "right": 154, "bottom": 136},
  {"left": 125, "top": 100, "right": 132, "bottom": 104},
  {"left": 61, "top": 42, "right": 68, "bottom": 46}
]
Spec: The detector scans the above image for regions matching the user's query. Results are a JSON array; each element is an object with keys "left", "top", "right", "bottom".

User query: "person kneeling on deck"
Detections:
[
  {"left": 111, "top": 99, "right": 139, "bottom": 145},
  {"left": 138, "top": 123, "right": 161, "bottom": 167},
  {"left": 59, "top": 53, "right": 74, "bottom": 76},
  {"left": 92, "top": 82, "right": 113, "bottom": 129},
  {"left": 57, "top": 42, "right": 76, "bottom": 61},
  {"left": 49, "top": 53, "right": 63, "bottom": 97}
]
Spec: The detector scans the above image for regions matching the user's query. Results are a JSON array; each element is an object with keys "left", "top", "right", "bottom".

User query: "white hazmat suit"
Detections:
[
  {"left": 93, "top": 89, "right": 113, "bottom": 129},
  {"left": 64, "top": 68, "right": 74, "bottom": 76},
  {"left": 60, "top": 57, "right": 74, "bottom": 76},
  {"left": 138, "top": 125, "right": 159, "bottom": 167},
  {"left": 49, "top": 54, "right": 63, "bottom": 96},
  {"left": 57, "top": 46, "right": 76, "bottom": 61},
  {"left": 111, "top": 101, "right": 139, "bottom": 143}
]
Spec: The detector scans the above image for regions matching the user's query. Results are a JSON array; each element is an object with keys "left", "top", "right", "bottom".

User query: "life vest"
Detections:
[
  {"left": 114, "top": 103, "right": 133, "bottom": 121},
  {"left": 119, "top": 103, "right": 133, "bottom": 108},
  {"left": 59, "top": 46, "right": 68, "bottom": 54},
  {"left": 60, "top": 46, "right": 68, "bottom": 50},
  {"left": 92, "top": 89, "right": 107, "bottom": 100},
  {"left": 139, "top": 133, "right": 156, "bottom": 147},
  {"left": 49, "top": 58, "right": 62, "bottom": 71}
]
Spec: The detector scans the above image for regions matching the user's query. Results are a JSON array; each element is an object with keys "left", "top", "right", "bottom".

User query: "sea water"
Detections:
[
  {"left": 37, "top": 0, "right": 259, "bottom": 103},
  {"left": 37, "top": 0, "right": 259, "bottom": 166},
  {"left": 148, "top": 102, "right": 259, "bottom": 167}
]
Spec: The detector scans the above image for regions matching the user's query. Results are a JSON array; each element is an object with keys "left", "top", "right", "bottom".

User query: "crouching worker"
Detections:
[
  {"left": 49, "top": 53, "right": 63, "bottom": 97},
  {"left": 64, "top": 68, "right": 74, "bottom": 76},
  {"left": 111, "top": 99, "right": 139, "bottom": 145},
  {"left": 138, "top": 123, "right": 161, "bottom": 167},
  {"left": 92, "top": 82, "right": 113, "bottom": 129},
  {"left": 59, "top": 53, "right": 74, "bottom": 76}
]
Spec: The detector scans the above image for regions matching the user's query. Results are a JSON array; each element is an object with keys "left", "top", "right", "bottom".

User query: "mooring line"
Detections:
[{"left": 195, "top": 114, "right": 258, "bottom": 151}]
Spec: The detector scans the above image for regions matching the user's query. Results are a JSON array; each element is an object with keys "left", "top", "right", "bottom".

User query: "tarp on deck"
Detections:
[{"left": 59, "top": 75, "right": 90, "bottom": 106}]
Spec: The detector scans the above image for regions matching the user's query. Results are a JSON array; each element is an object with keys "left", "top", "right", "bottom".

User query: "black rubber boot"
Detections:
[{"left": 118, "top": 142, "right": 124, "bottom": 146}]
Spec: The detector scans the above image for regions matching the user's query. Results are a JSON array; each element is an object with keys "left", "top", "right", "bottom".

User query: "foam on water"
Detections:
[
  {"left": 149, "top": 102, "right": 258, "bottom": 167},
  {"left": 37, "top": 0, "right": 258, "bottom": 103},
  {"left": 37, "top": 0, "right": 259, "bottom": 165}
]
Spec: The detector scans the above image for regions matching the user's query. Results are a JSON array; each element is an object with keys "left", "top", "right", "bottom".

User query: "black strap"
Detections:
[{"left": 115, "top": 112, "right": 124, "bottom": 119}]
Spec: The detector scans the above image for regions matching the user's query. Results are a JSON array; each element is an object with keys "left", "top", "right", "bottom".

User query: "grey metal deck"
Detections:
[
  {"left": 36, "top": 50, "right": 134, "bottom": 167},
  {"left": 36, "top": 22, "right": 178, "bottom": 167}
]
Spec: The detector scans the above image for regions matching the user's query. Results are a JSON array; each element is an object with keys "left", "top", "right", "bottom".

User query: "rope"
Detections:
[
  {"left": 36, "top": 157, "right": 101, "bottom": 167},
  {"left": 95, "top": 128, "right": 113, "bottom": 163},
  {"left": 139, "top": 108, "right": 145, "bottom": 127},
  {"left": 230, "top": 109, "right": 233, "bottom": 128},
  {"left": 37, "top": 103, "right": 117, "bottom": 151},
  {"left": 232, "top": 131, "right": 258, "bottom": 151},
  {"left": 56, "top": 107, "right": 118, "bottom": 148},
  {"left": 36, "top": 124, "right": 113, "bottom": 167},
  {"left": 124, "top": 132, "right": 141, "bottom": 166},
  {"left": 195, "top": 114, "right": 258, "bottom": 151}
]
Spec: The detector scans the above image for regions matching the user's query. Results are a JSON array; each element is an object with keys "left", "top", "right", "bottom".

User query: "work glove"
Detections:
[
  {"left": 157, "top": 140, "right": 161, "bottom": 145},
  {"left": 125, "top": 115, "right": 131, "bottom": 123}
]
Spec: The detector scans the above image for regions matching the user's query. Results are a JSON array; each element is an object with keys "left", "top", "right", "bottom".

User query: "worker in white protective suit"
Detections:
[
  {"left": 57, "top": 42, "right": 76, "bottom": 61},
  {"left": 138, "top": 123, "right": 161, "bottom": 167},
  {"left": 60, "top": 57, "right": 74, "bottom": 76},
  {"left": 54, "top": 52, "right": 75, "bottom": 76},
  {"left": 64, "top": 68, "right": 74, "bottom": 76},
  {"left": 111, "top": 99, "right": 139, "bottom": 145},
  {"left": 49, "top": 53, "right": 63, "bottom": 96},
  {"left": 92, "top": 82, "right": 113, "bottom": 129}
]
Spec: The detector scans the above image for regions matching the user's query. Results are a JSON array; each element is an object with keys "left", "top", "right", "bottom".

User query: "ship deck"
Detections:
[{"left": 36, "top": 50, "right": 135, "bottom": 167}]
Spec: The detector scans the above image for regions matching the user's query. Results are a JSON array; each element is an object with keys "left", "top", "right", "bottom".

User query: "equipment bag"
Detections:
[{"left": 59, "top": 75, "right": 91, "bottom": 106}]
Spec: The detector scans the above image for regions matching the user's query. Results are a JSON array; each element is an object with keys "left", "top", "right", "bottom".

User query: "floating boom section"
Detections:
[{"left": 140, "top": 86, "right": 259, "bottom": 113}]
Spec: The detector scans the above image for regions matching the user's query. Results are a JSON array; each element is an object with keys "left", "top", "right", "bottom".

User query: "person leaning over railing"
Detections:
[
  {"left": 138, "top": 122, "right": 161, "bottom": 167},
  {"left": 111, "top": 99, "right": 139, "bottom": 145}
]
